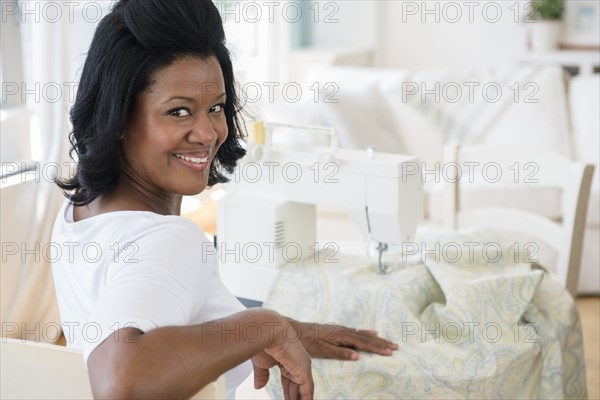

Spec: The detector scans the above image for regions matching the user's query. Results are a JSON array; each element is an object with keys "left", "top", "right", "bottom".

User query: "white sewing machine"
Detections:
[{"left": 217, "top": 122, "right": 423, "bottom": 302}]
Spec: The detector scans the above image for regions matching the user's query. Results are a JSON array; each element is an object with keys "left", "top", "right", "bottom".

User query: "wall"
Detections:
[
  {"left": 309, "top": 0, "right": 531, "bottom": 70},
  {"left": 376, "top": 0, "right": 530, "bottom": 69},
  {"left": 310, "top": 0, "right": 378, "bottom": 50}
]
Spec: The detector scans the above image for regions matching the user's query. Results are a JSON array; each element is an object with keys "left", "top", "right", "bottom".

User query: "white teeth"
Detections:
[{"left": 175, "top": 154, "right": 208, "bottom": 164}]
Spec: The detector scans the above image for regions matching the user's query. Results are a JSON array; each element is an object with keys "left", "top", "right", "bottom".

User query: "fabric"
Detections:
[
  {"left": 263, "top": 229, "right": 587, "bottom": 399},
  {"left": 51, "top": 200, "right": 251, "bottom": 398}
]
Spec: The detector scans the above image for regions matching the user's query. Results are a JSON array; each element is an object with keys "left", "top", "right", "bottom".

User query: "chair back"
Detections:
[
  {"left": 1, "top": 339, "right": 93, "bottom": 399},
  {"left": 0, "top": 339, "right": 224, "bottom": 399},
  {"left": 442, "top": 144, "right": 594, "bottom": 296}
]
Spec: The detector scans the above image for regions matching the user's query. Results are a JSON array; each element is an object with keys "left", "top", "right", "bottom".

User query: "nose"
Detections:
[{"left": 187, "top": 114, "right": 218, "bottom": 146}]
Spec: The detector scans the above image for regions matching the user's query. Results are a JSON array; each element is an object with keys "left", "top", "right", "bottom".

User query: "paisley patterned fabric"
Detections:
[{"left": 263, "top": 229, "right": 587, "bottom": 399}]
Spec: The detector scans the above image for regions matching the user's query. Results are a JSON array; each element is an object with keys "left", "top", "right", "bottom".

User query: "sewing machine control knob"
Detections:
[{"left": 366, "top": 146, "right": 375, "bottom": 158}]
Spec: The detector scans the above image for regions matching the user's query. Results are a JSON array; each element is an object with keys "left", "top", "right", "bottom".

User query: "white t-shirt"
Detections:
[{"left": 51, "top": 199, "right": 252, "bottom": 398}]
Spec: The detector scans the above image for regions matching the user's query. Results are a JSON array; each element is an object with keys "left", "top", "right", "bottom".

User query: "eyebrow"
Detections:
[{"left": 162, "top": 93, "right": 226, "bottom": 104}]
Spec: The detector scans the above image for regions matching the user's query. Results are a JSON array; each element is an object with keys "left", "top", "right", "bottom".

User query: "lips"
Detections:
[
  {"left": 173, "top": 151, "right": 212, "bottom": 171},
  {"left": 174, "top": 153, "right": 209, "bottom": 164}
]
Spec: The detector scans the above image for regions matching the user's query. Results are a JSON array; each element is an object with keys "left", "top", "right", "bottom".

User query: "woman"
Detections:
[{"left": 52, "top": 0, "right": 397, "bottom": 398}]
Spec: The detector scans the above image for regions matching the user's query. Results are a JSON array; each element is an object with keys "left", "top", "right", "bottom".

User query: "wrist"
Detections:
[
  {"left": 284, "top": 318, "right": 306, "bottom": 341},
  {"left": 245, "top": 309, "right": 293, "bottom": 355}
]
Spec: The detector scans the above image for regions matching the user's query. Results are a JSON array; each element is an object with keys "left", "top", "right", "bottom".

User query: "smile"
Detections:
[{"left": 174, "top": 153, "right": 209, "bottom": 164}]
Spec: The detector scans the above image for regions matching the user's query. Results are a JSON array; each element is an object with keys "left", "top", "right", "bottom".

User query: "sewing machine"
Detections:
[{"left": 217, "top": 122, "right": 424, "bottom": 302}]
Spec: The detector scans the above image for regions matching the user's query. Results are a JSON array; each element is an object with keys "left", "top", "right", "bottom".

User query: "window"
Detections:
[{"left": 1, "top": 3, "right": 35, "bottom": 184}]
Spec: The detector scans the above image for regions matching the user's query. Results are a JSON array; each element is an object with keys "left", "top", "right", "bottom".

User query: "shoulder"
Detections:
[
  {"left": 115, "top": 215, "right": 215, "bottom": 266},
  {"left": 130, "top": 214, "right": 210, "bottom": 245},
  {"left": 103, "top": 216, "right": 216, "bottom": 307},
  {"left": 81, "top": 210, "right": 214, "bottom": 254},
  {"left": 54, "top": 199, "right": 212, "bottom": 249}
]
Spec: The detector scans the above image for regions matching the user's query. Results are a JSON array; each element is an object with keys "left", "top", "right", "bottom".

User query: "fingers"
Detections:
[
  {"left": 346, "top": 327, "right": 398, "bottom": 352},
  {"left": 346, "top": 332, "right": 396, "bottom": 356},
  {"left": 323, "top": 326, "right": 397, "bottom": 357},
  {"left": 316, "top": 342, "right": 360, "bottom": 360},
  {"left": 279, "top": 364, "right": 312, "bottom": 400},
  {"left": 281, "top": 373, "right": 291, "bottom": 400},
  {"left": 289, "top": 378, "right": 300, "bottom": 400},
  {"left": 282, "top": 372, "right": 309, "bottom": 400},
  {"left": 316, "top": 323, "right": 398, "bottom": 351},
  {"left": 281, "top": 368, "right": 302, "bottom": 400},
  {"left": 298, "top": 377, "right": 314, "bottom": 400},
  {"left": 300, "top": 323, "right": 398, "bottom": 360},
  {"left": 352, "top": 328, "right": 398, "bottom": 349},
  {"left": 266, "top": 336, "right": 314, "bottom": 400},
  {"left": 253, "top": 365, "right": 270, "bottom": 389}
]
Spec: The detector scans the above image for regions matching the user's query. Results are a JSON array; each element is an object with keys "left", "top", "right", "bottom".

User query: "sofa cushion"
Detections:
[{"left": 295, "top": 65, "right": 573, "bottom": 159}]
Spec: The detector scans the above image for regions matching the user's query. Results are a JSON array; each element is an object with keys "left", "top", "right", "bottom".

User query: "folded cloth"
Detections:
[{"left": 263, "top": 229, "right": 587, "bottom": 399}]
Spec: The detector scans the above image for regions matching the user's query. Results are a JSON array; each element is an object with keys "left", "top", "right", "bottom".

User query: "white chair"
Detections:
[
  {"left": 442, "top": 143, "right": 595, "bottom": 297},
  {"left": 0, "top": 338, "right": 224, "bottom": 399},
  {"left": 1, "top": 339, "right": 93, "bottom": 399}
]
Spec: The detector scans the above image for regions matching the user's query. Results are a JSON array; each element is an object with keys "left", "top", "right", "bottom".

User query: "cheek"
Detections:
[
  {"left": 216, "top": 118, "right": 229, "bottom": 145},
  {"left": 146, "top": 130, "right": 180, "bottom": 158}
]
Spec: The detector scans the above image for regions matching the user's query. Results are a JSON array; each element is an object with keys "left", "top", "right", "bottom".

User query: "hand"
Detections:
[
  {"left": 287, "top": 319, "right": 399, "bottom": 361},
  {"left": 252, "top": 317, "right": 314, "bottom": 400}
]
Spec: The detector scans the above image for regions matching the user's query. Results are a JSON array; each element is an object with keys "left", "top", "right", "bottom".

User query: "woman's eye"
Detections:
[
  {"left": 168, "top": 108, "right": 191, "bottom": 117},
  {"left": 209, "top": 104, "right": 225, "bottom": 113}
]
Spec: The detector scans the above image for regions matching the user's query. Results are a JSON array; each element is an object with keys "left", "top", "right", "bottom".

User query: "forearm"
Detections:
[{"left": 88, "top": 308, "right": 286, "bottom": 398}]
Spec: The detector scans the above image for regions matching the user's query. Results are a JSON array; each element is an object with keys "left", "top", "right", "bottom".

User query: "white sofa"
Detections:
[{"left": 263, "top": 64, "right": 599, "bottom": 294}]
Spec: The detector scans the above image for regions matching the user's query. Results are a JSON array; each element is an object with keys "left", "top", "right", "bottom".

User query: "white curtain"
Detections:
[{"left": 1, "top": 0, "right": 75, "bottom": 342}]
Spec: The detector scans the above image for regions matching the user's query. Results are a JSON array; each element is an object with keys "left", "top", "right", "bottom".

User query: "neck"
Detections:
[
  {"left": 73, "top": 181, "right": 181, "bottom": 223},
  {"left": 108, "top": 166, "right": 182, "bottom": 216}
]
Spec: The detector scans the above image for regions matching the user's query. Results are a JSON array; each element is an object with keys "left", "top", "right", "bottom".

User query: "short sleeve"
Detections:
[{"left": 81, "top": 221, "right": 211, "bottom": 362}]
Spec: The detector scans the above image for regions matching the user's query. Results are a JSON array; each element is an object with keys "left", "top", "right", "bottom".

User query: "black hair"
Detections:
[{"left": 55, "top": 0, "right": 246, "bottom": 205}]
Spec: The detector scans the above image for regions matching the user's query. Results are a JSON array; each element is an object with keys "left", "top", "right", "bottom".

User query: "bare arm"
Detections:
[{"left": 87, "top": 308, "right": 313, "bottom": 399}]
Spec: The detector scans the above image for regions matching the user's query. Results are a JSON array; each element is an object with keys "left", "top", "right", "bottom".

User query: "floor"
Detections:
[{"left": 578, "top": 296, "right": 600, "bottom": 400}]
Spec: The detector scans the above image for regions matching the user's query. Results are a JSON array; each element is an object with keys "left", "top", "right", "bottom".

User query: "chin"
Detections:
[{"left": 177, "top": 183, "right": 208, "bottom": 196}]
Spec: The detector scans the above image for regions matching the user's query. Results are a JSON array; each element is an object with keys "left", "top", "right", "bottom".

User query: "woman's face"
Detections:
[{"left": 121, "top": 56, "right": 228, "bottom": 197}]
